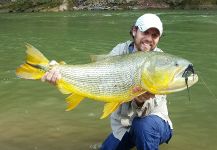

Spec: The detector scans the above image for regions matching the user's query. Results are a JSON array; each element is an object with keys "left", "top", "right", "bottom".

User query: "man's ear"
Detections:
[
  {"left": 133, "top": 32, "right": 135, "bottom": 36},
  {"left": 132, "top": 27, "right": 137, "bottom": 37}
]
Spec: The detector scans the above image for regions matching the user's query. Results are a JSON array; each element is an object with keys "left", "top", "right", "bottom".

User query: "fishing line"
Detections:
[{"left": 198, "top": 72, "right": 217, "bottom": 101}]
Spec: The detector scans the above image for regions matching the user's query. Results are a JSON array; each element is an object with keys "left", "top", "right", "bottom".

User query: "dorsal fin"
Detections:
[{"left": 90, "top": 54, "right": 110, "bottom": 62}]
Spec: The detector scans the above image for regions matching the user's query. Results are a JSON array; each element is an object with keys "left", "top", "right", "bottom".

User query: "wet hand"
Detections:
[{"left": 41, "top": 60, "right": 61, "bottom": 85}]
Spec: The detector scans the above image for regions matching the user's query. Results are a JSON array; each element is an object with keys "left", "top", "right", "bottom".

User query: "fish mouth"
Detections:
[
  {"left": 182, "top": 64, "right": 197, "bottom": 87},
  {"left": 161, "top": 64, "right": 198, "bottom": 94},
  {"left": 175, "top": 64, "right": 196, "bottom": 80},
  {"left": 182, "top": 64, "right": 194, "bottom": 79}
]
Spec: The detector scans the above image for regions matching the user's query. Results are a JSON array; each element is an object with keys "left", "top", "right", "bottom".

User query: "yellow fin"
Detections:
[
  {"left": 56, "top": 79, "right": 74, "bottom": 94},
  {"left": 25, "top": 43, "right": 49, "bottom": 65},
  {"left": 56, "top": 78, "right": 85, "bottom": 111},
  {"left": 59, "top": 61, "right": 66, "bottom": 65},
  {"left": 65, "top": 94, "right": 84, "bottom": 111},
  {"left": 90, "top": 54, "right": 109, "bottom": 62},
  {"left": 16, "top": 43, "right": 49, "bottom": 80},
  {"left": 16, "top": 63, "right": 45, "bottom": 79},
  {"left": 100, "top": 102, "right": 121, "bottom": 119}
]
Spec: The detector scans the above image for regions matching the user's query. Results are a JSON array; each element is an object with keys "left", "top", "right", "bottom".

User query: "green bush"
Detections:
[{"left": 9, "top": 0, "right": 63, "bottom": 12}]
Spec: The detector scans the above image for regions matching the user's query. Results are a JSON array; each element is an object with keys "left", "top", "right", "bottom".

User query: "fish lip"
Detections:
[
  {"left": 160, "top": 74, "right": 198, "bottom": 94},
  {"left": 175, "top": 64, "right": 195, "bottom": 79}
]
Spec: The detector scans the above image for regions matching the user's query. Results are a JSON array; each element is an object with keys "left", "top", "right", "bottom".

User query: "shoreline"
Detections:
[{"left": 0, "top": 1, "right": 216, "bottom": 13}]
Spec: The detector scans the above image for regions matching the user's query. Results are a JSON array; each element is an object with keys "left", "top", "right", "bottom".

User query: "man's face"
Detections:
[{"left": 133, "top": 27, "right": 160, "bottom": 52}]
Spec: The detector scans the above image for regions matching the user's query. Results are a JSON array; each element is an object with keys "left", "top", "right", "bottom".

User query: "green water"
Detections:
[{"left": 0, "top": 10, "right": 217, "bottom": 150}]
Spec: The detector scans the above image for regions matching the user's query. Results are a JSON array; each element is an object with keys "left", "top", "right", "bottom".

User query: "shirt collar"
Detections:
[{"left": 128, "top": 42, "right": 134, "bottom": 53}]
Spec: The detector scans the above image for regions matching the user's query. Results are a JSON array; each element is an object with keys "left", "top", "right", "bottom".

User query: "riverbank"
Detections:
[
  {"left": 0, "top": 0, "right": 216, "bottom": 13},
  {"left": 0, "top": 0, "right": 168, "bottom": 13}
]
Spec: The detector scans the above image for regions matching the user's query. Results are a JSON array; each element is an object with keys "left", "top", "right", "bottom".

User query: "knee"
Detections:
[
  {"left": 131, "top": 116, "right": 160, "bottom": 137},
  {"left": 131, "top": 117, "right": 144, "bottom": 132},
  {"left": 130, "top": 116, "right": 161, "bottom": 149},
  {"left": 132, "top": 117, "right": 155, "bottom": 131}
]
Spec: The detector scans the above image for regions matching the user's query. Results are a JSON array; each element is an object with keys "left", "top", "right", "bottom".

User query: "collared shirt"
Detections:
[{"left": 108, "top": 40, "right": 173, "bottom": 140}]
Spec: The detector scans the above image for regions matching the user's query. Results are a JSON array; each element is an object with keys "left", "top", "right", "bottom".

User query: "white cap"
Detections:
[{"left": 135, "top": 13, "right": 163, "bottom": 36}]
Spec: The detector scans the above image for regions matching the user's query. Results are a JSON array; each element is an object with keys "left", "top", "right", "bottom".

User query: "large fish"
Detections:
[{"left": 16, "top": 44, "right": 198, "bottom": 119}]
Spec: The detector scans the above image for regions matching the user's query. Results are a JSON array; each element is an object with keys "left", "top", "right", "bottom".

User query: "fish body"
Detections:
[
  {"left": 16, "top": 44, "right": 198, "bottom": 118},
  {"left": 57, "top": 53, "right": 147, "bottom": 102}
]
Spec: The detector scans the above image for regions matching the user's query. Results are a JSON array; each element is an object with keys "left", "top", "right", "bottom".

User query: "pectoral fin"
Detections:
[
  {"left": 100, "top": 102, "right": 121, "bottom": 119},
  {"left": 65, "top": 94, "right": 85, "bottom": 111}
]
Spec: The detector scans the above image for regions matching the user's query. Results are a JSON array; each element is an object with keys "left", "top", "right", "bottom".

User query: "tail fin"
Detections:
[{"left": 16, "top": 43, "right": 50, "bottom": 79}]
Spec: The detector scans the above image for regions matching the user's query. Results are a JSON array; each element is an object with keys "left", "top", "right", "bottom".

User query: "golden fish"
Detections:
[{"left": 16, "top": 44, "right": 198, "bottom": 118}]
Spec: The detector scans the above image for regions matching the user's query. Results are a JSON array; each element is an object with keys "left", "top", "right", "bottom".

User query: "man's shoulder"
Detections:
[
  {"left": 114, "top": 40, "right": 132, "bottom": 47},
  {"left": 109, "top": 40, "right": 132, "bottom": 56}
]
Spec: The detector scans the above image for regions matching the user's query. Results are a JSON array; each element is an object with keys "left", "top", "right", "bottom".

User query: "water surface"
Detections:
[{"left": 0, "top": 10, "right": 217, "bottom": 150}]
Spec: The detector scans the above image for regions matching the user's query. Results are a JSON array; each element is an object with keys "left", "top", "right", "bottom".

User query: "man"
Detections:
[{"left": 42, "top": 13, "right": 173, "bottom": 150}]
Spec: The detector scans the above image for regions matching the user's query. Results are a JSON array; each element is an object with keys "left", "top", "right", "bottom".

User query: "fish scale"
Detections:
[{"left": 58, "top": 56, "right": 143, "bottom": 97}]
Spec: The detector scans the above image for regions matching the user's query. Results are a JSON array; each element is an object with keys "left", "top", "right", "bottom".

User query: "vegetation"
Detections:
[
  {"left": 0, "top": 0, "right": 216, "bottom": 12},
  {"left": 0, "top": 0, "right": 62, "bottom": 12},
  {"left": 164, "top": 0, "right": 217, "bottom": 8}
]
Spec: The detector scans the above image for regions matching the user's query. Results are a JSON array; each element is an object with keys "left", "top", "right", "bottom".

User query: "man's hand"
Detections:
[
  {"left": 132, "top": 86, "right": 155, "bottom": 107},
  {"left": 41, "top": 67, "right": 61, "bottom": 85}
]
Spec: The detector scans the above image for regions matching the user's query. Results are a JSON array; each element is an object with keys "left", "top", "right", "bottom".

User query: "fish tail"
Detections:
[{"left": 16, "top": 43, "right": 50, "bottom": 79}]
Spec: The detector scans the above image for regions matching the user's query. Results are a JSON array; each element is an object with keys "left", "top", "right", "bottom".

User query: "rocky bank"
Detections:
[{"left": 0, "top": 0, "right": 216, "bottom": 13}]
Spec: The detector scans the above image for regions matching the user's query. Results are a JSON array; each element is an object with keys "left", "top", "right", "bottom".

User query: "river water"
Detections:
[{"left": 0, "top": 10, "right": 217, "bottom": 150}]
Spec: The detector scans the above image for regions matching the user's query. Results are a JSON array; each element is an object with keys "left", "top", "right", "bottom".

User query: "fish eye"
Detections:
[{"left": 175, "top": 62, "right": 179, "bottom": 67}]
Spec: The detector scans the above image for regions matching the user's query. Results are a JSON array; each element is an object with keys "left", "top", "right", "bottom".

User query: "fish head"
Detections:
[{"left": 141, "top": 52, "right": 198, "bottom": 94}]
